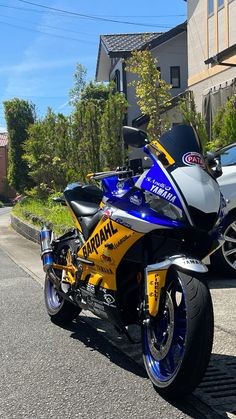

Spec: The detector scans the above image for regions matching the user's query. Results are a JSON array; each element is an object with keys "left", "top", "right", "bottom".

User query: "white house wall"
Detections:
[
  {"left": 96, "top": 46, "right": 111, "bottom": 82},
  {"left": 151, "top": 31, "right": 188, "bottom": 96},
  {"left": 229, "top": 1, "right": 236, "bottom": 46},
  {"left": 188, "top": 0, "right": 236, "bottom": 113}
]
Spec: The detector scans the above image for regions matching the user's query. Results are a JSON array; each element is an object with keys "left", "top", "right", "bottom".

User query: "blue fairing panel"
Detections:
[{"left": 140, "top": 165, "right": 183, "bottom": 210}]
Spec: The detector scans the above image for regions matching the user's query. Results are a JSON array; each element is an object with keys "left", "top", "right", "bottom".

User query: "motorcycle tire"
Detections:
[
  {"left": 142, "top": 267, "right": 214, "bottom": 399},
  {"left": 44, "top": 274, "right": 81, "bottom": 325}
]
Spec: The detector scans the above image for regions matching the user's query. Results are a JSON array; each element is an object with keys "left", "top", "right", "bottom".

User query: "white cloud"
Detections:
[{"left": 0, "top": 58, "right": 78, "bottom": 75}]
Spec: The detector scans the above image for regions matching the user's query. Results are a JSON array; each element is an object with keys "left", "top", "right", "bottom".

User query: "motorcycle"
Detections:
[{"left": 40, "top": 124, "right": 226, "bottom": 399}]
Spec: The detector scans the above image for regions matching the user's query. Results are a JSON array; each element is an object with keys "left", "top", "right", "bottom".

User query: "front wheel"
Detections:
[{"left": 142, "top": 268, "right": 214, "bottom": 399}]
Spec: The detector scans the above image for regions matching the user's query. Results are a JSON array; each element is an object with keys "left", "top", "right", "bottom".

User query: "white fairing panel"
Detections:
[
  {"left": 110, "top": 208, "right": 170, "bottom": 233},
  {"left": 171, "top": 166, "right": 221, "bottom": 213}
]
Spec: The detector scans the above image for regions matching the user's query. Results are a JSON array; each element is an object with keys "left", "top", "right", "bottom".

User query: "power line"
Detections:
[
  {"left": 0, "top": 5, "right": 185, "bottom": 19},
  {"left": 0, "top": 12, "right": 99, "bottom": 38},
  {"left": 91, "top": 15, "right": 185, "bottom": 18},
  {"left": 17, "top": 0, "right": 173, "bottom": 29},
  {"left": 0, "top": 20, "right": 98, "bottom": 44}
]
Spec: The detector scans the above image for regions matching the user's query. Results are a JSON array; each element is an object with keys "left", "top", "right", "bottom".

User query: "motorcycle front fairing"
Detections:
[{"left": 76, "top": 125, "right": 223, "bottom": 325}]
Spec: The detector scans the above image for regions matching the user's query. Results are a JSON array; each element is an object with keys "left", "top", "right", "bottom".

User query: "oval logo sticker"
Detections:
[{"left": 182, "top": 152, "right": 205, "bottom": 168}]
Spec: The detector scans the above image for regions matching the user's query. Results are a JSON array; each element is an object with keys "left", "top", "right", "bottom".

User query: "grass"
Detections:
[{"left": 12, "top": 197, "right": 74, "bottom": 236}]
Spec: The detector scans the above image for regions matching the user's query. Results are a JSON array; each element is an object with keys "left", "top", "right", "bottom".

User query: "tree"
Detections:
[
  {"left": 100, "top": 91, "right": 128, "bottom": 169},
  {"left": 24, "top": 109, "right": 72, "bottom": 197},
  {"left": 211, "top": 96, "right": 236, "bottom": 149},
  {"left": 70, "top": 81, "right": 127, "bottom": 179},
  {"left": 125, "top": 50, "right": 171, "bottom": 140},
  {"left": 72, "top": 99, "right": 102, "bottom": 180},
  {"left": 178, "top": 92, "right": 208, "bottom": 148},
  {"left": 69, "top": 63, "right": 87, "bottom": 105},
  {"left": 80, "top": 81, "right": 110, "bottom": 103},
  {"left": 4, "top": 98, "right": 35, "bottom": 193}
]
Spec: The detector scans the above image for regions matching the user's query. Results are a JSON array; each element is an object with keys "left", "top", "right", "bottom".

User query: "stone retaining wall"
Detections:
[{"left": 11, "top": 214, "right": 40, "bottom": 244}]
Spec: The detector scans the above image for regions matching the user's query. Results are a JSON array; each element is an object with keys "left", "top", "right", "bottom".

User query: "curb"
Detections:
[{"left": 11, "top": 214, "right": 40, "bottom": 244}]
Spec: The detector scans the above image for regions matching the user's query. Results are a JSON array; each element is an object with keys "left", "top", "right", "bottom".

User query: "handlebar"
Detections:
[{"left": 87, "top": 168, "right": 133, "bottom": 180}]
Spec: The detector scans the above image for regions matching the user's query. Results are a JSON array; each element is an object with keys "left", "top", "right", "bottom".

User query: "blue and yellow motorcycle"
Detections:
[{"left": 40, "top": 125, "right": 225, "bottom": 399}]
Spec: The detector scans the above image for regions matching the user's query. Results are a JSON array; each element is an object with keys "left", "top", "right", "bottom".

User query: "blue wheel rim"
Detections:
[
  {"left": 46, "top": 278, "right": 63, "bottom": 310},
  {"left": 143, "top": 278, "right": 187, "bottom": 382}
]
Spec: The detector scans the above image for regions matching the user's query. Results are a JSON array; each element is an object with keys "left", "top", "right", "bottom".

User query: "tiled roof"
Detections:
[
  {"left": 0, "top": 132, "right": 8, "bottom": 147},
  {"left": 101, "top": 32, "right": 162, "bottom": 53}
]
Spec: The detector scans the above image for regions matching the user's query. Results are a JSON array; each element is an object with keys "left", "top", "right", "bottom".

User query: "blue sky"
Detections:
[{"left": 0, "top": 0, "right": 186, "bottom": 130}]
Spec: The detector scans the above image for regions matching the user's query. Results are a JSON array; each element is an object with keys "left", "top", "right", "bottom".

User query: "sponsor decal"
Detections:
[
  {"left": 86, "top": 283, "right": 95, "bottom": 294},
  {"left": 146, "top": 177, "right": 172, "bottom": 191},
  {"left": 114, "top": 217, "right": 131, "bottom": 229},
  {"left": 100, "top": 249, "right": 114, "bottom": 265},
  {"left": 182, "top": 152, "right": 205, "bottom": 168},
  {"left": 95, "top": 264, "right": 113, "bottom": 275},
  {"left": 182, "top": 259, "right": 202, "bottom": 265},
  {"left": 103, "top": 294, "right": 115, "bottom": 305},
  {"left": 113, "top": 234, "right": 132, "bottom": 250},
  {"left": 130, "top": 194, "right": 142, "bottom": 206},
  {"left": 102, "top": 207, "right": 113, "bottom": 221},
  {"left": 150, "top": 184, "right": 176, "bottom": 203},
  {"left": 82, "top": 220, "right": 118, "bottom": 258},
  {"left": 116, "top": 181, "right": 125, "bottom": 190}
]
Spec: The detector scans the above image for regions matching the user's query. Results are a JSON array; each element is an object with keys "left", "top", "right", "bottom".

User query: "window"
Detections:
[
  {"left": 219, "top": 145, "right": 236, "bottom": 166},
  {"left": 208, "top": 0, "right": 214, "bottom": 15},
  {"left": 218, "top": 0, "right": 224, "bottom": 8},
  {"left": 170, "top": 66, "right": 180, "bottom": 88},
  {"left": 113, "top": 69, "right": 121, "bottom": 92}
]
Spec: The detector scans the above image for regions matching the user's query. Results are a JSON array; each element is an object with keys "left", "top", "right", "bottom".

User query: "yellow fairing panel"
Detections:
[
  {"left": 68, "top": 205, "right": 82, "bottom": 232},
  {"left": 147, "top": 269, "right": 167, "bottom": 317},
  {"left": 151, "top": 140, "right": 175, "bottom": 166},
  {"left": 77, "top": 217, "right": 144, "bottom": 291}
]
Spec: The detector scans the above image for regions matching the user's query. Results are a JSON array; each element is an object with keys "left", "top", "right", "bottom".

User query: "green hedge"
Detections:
[{"left": 12, "top": 197, "right": 74, "bottom": 236}]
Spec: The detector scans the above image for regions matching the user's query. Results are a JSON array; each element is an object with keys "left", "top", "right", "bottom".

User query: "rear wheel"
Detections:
[
  {"left": 44, "top": 274, "right": 81, "bottom": 325},
  {"left": 142, "top": 268, "right": 214, "bottom": 399}
]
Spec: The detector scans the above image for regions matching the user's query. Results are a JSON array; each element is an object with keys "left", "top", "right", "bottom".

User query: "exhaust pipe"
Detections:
[
  {"left": 40, "top": 226, "right": 60, "bottom": 288},
  {"left": 40, "top": 225, "right": 54, "bottom": 272}
]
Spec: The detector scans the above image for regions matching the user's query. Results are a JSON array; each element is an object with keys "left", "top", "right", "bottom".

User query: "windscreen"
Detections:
[{"left": 157, "top": 125, "right": 205, "bottom": 169}]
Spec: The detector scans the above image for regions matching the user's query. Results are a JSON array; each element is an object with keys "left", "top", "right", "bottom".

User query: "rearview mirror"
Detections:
[
  {"left": 205, "top": 152, "right": 222, "bottom": 179},
  {"left": 122, "top": 126, "right": 147, "bottom": 148}
]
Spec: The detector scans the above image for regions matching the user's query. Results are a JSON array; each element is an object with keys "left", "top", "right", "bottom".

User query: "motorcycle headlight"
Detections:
[{"left": 145, "top": 192, "right": 185, "bottom": 221}]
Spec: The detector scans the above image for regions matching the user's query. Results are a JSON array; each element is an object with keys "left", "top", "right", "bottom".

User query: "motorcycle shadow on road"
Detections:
[
  {"left": 51, "top": 315, "right": 236, "bottom": 419},
  {"left": 58, "top": 314, "right": 147, "bottom": 379}
]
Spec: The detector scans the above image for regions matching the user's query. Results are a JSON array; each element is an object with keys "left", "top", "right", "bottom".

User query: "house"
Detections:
[
  {"left": 96, "top": 22, "right": 188, "bottom": 128},
  {"left": 0, "top": 132, "right": 8, "bottom": 196},
  {"left": 186, "top": 0, "right": 236, "bottom": 135}
]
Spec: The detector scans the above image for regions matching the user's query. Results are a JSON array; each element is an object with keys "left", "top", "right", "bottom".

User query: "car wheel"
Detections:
[{"left": 211, "top": 212, "right": 236, "bottom": 277}]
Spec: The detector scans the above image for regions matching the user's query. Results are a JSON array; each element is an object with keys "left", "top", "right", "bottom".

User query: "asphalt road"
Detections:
[{"left": 0, "top": 208, "right": 236, "bottom": 419}]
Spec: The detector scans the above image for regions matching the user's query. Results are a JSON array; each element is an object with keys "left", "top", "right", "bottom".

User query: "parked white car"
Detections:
[{"left": 211, "top": 143, "right": 236, "bottom": 276}]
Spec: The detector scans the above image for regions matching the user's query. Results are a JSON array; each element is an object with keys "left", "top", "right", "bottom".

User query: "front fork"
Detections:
[{"left": 143, "top": 256, "right": 208, "bottom": 322}]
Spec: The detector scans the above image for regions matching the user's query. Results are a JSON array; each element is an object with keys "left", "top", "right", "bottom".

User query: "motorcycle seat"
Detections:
[
  {"left": 64, "top": 183, "right": 103, "bottom": 205},
  {"left": 70, "top": 200, "right": 99, "bottom": 217}
]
